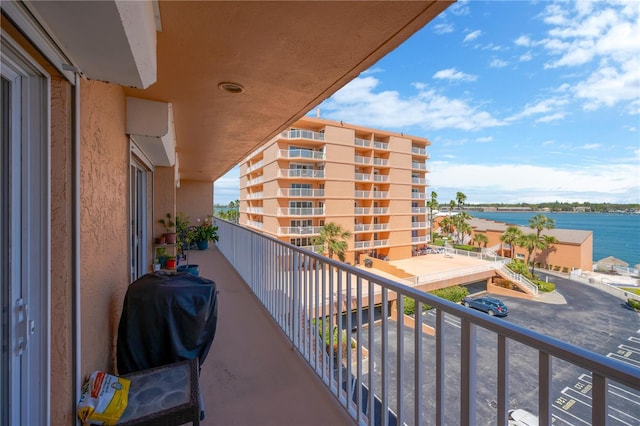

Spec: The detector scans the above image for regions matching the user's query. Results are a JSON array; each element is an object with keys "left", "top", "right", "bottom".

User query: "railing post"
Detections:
[{"left": 460, "top": 319, "right": 477, "bottom": 425}]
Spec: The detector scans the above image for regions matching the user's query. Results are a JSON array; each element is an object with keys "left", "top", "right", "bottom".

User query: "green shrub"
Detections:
[
  {"left": 553, "top": 265, "right": 561, "bottom": 271},
  {"left": 453, "top": 244, "right": 475, "bottom": 252},
  {"left": 562, "top": 267, "right": 569, "bottom": 273},
  {"left": 627, "top": 298, "right": 640, "bottom": 311},
  {"left": 403, "top": 296, "right": 416, "bottom": 315},
  {"left": 536, "top": 280, "right": 556, "bottom": 292},
  {"left": 404, "top": 286, "right": 469, "bottom": 313},
  {"left": 622, "top": 287, "right": 640, "bottom": 296}
]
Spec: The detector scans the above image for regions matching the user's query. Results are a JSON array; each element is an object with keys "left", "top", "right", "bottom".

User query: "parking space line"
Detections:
[
  {"left": 618, "top": 344, "right": 640, "bottom": 354},
  {"left": 629, "top": 336, "right": 640, "bottom": 344},
  {"left": 562, "top": 387, "right": 640, "bottom": 425},
  {"left": 607, "top": 353, "right": 640, "bottom": 368},
  {"left": 576, "top": 374, "right": 640, "bottom": 405},
  {"left": 552, "top": 404, "right": 590, "bottom": 425},
  {"left": 552, "top": 412, "right": 579, "bottom": 425}
]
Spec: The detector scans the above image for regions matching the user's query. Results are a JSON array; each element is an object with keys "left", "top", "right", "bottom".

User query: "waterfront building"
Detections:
[
  {"left": 238, "top": 116, "right": 431, "bottom": 264},
  {"left": 467, "top": 217, "right": 594, "bottom": 271}
]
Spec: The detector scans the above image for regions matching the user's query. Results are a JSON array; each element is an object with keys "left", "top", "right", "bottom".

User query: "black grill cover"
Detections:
[{"left": 117, "top": 271, "right": 218, "bottom": 375}]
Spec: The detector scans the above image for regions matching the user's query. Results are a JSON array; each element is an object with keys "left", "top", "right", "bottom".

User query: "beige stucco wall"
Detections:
[
  {"left": 177, "top": 179, "right": 214, "bottom": 223},
  {"left": 80, "top": 79, "right": 130, "bottom": 377}
]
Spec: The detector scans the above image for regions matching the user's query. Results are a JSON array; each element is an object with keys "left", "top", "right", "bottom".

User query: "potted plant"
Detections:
[
  {"left": 152, "top": 257, "right": 161, "bottom": 272},
  {"left": 158, "top": 213, "right": 177, "bottom": 244},
  {"left": 188, "top": 218, "right": 219, "bottom": 250},
  {"left": 165, "top": 255, "right": 177, "bottom": 269}
]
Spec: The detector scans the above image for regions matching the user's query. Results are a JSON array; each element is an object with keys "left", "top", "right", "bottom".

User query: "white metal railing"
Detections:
[
  {"left": 412, "top": 207, "right": 427, "bottom": 214},
  {"left": 412, "top": 177, "right": 426, "bottom": 185},
  {"left": 355, "top": 173, "right": 371, "bottom": 181},
  {"left": 373, "top": 140, "right": 388, "bottom": 150},
  {"left": 372, "top": 239, "right": 388, "bottom": 247},
  {"left": 246, "top": 207, "right": 263, "bottom": 214},
  {"left": 411, "top": 222, "right": 427, "bottom": 228},
  {"left": 372, "top": 224, "right": 388, "bottom": 230},
  {"left": 245, "top": 220, "right": 263, "bottom": 229},
  {"left": 247, "top": 192, "right": 263, "bottom": 200},
  {"left": 279, "top": 169, "right": 325, "bottom": 179},
  {"left": 354, "top": 137, "right": 370, "bottom": 147},
  {"left": 412, "top": 162, "right": 426, "bottom": 170},
  {"left": 354, "top": 155, "right": 371, "bottom": 164},
  {"left": 373, "top": 175, "right": 388, "bottom": 182},
  {"left": 282, "top": 129, "right": 325, "bottom": 141},
  {"left": 354, "top": 208, "right": 370, "bottom": 215},
  {"left": 355, "top": 190, "right": 371, "bottom": 198},
  {"left": 247, "top": 160, "right": 264, "bottom": 173},
  {"left": 215, "top": 219, "right": 640, "bottom": 426},
  {"left": 278, "top": 207, "right": 325, "bottom": 216},
  {"left": 494, "top": 263, "right": 539, "bottom": 295},
  {"left": 279, "top": 188, "right": 325, "bottom": 198},
  {"left": 354, "top": 224, "right": 370, "bottom": 232},
  {"left": 279, "top": 149, "right": 326, "bottom": 160},
  {"left": 411, "top": 147, "right": 427, "bottom": 156},
  {"left": 412, "top": 236, "right": 429, "bottom": 243},
  {"left": 247, "top": 176, "right": 264, "bottom": 186},
  {"left": 372, "top": 207, "right": 388, "bottom": 215},
  {"left": 412, "top": 192, "right": 426, "bottom": 199},
  {"left": 372, "top": 191, "right": 388, "bottom": 198},
  {"left": 372, "top": 158, "right": 388, "bottom": 166},
  {"left": 278, "top": 226, "right": 323, "bottom": 235},
  {"left": 354, "top": 241, "right": 371, "bottom": 249}
]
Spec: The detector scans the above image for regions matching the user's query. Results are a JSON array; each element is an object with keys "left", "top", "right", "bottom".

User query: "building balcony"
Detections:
[
  {"left": 412, "top": 235, "right": 429, "bottom": 243},
  {"left": 373, "top": 223, "right": 389, "bottom": 230},
  {"left": 354, "top": 173, "right": 371, "bottom": 181},
  {"left": 246, "top": 191, "right": 264, "bottom": 200},
  {"left": 281, "top": 128, "right": 325, "bottom": 141},
  {"left": 412, "top": 221, "right": 428, "bottom": 228},
  {"left": 278, "top": 207, "right": 325, "bottom": 216},
  {"left": 372, "top": 191, "right": 388, "bottom": 198},
  {"left": 372, "top": 207, "right": 389, "bottom": 215},
  {"left": 373, "top": 175, "right": 388, "bottom": 182},
  {"left": 412, "top": 192, "right": 427, "bottom": 199},
  {"left": 354, "top": 137, "right": 370, "bottom": 147},
  {"left": 245, "top": 207, "right": 264, "bottom": 214},
  {"left": 278, "top": 226, "right": 323, "bottom": 235},
  {"left": 278, "top": 188, "right": 325, "bottom": 198},
  {"left": 372, "top": 239, "right": 389, "bottom": 247},
  {"left": 354, "top": 155, "right": 371, "bottom": 164},
  {"left": 412, "top": 162, "right": 427, "bottom": 170},
  {"left": 246, "top": 160, "right": 264, "bottom": 173},
  {"left": 373, "top": 140, "right": 388, "bottom": 150},
  {"left": 279, "top": 169, "right": 325, "bottom": 179},
  {"left": 278, "top": 149, "right": 326, "bottom": 160},
  {"left": 211, "top": 220, "right": 639, "bottom": 426},
  {"left": 372, "top": 157, "right": 388, "bottom": 166},
  {"left": 246, "top": 220, "right": 264, "bottom": 229},
  {"left": 354, "top": 208, "right": 371, "bottom": 215},
  {"left": 355, "top": 190, "right": 371, "bottom": 198},
  {"left": 247, "top": 176, "right": 264, "bottom": 186},
  {"left": 412, "top": 177, "right": 427, "bottom": 185},
  {"left": 411, "top": 146, "right": 428, "bottom": 156},
  {"left": 412, "top": 207, "right": 427, "bottom": 214},
  {"left": 354, "top": 224, "right": 371, "bottom": 232}
]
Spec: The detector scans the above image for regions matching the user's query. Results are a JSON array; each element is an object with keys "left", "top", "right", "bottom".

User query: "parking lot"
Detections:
[{"left": 361, "top": 272, "right": 640, "bottom": 425}]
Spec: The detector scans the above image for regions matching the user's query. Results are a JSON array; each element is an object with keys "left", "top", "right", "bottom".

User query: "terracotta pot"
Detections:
[
  {"left": 164, "top": 232, "right": 177, "bottom": 244},
  {"left": 156, "top": 236, "right": 166, "bottom": 244},
  {"left": 165, "top": 258, "right": 177, "bottom": 269}
]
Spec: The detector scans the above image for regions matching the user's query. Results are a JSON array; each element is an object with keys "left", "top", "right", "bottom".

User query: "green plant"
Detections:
[
  {"left": 158, "top": 213, "right": 176, "bottom": 233},
  {"left": 627, "top": 298, "right": 640, "bottom": 311},
  {"left": 562, "top": 267, "right": 569, "bottom": 273},
  {"left": 622, "top": 287, "right": 640, "bottom": 296},
  {"left": 188, "top": 221, "right": 219, "bottom": 243},
  {"left": 313, "top": 319, "right": 355, "bottom": 352},
  {"left": 536, "top": 281, "right": 556, "bottom": 292}
]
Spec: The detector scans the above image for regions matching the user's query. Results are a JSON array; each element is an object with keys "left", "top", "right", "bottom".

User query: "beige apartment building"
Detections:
[{"left": 239, "top": 116, "right": 431, "bottom": 264}]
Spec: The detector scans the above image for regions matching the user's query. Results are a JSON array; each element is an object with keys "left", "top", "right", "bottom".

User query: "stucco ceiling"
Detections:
[{"left": 121, "top": 1, "right": 452, "bottom": 182}]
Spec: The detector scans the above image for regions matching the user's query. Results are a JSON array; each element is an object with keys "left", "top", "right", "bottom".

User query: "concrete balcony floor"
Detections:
[{"left": 190, "top": 247, "right": 354, "bottom": 426}]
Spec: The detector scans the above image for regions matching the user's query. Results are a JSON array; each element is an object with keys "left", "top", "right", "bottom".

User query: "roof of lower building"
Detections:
[{"left": 468, "top": 217, "right": 592, "bottom": 245}]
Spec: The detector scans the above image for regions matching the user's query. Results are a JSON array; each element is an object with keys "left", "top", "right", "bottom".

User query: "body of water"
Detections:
[{"left": 469, "top": 211, "right": 640, "bottom": 267}]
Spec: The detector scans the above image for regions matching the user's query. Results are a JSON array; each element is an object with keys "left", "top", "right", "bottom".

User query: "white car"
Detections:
[{"left": 508, "top": 409, "right": 539, "bottom": 426}]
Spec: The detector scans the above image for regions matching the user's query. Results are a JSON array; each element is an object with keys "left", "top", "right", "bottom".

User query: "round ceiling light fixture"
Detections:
[{"left": 218, "top": 82, "right": 245, "bottom": 94}]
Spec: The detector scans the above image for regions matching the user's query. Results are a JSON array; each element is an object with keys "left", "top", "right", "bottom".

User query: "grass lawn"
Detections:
[{"left": 622, "top": 287, "right": 640, "bottom": 296}]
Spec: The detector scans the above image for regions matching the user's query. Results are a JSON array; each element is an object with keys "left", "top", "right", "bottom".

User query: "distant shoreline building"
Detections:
[{"left": 239, "top": 116, "right": 430, "bottom": 263}]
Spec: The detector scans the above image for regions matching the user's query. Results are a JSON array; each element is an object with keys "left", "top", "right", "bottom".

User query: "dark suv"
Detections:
[{"left": 462, "top": 296, "right": 509, "bottom": 317}]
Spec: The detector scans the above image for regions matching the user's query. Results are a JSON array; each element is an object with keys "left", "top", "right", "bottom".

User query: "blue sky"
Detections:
[{"left": 215, "top": 0, "right": 639, "bottom": 206}]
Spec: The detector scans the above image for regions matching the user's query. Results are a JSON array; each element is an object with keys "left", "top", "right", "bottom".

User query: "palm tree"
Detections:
[
  {"left": 500, "top": 226, "right": 523, "bottom": 259},
  {"left": 518, "top": 232, "right": 558, "bottom": 275},
  {"left": 439, "top": 216, "right": 455, "bottom": 240},
  {"left": 452, "top": 212, "right": 472, "bottom": 244},
  {"left": 456, "top": 191, "right": 467, "bottom": 210},
  {"left": 472, "top": 233, "right": 489, "bottom": 248},
  {"left": 529, "top": 214, "right": 555, "bottom": 238},
  {"left": 427, "top": 191, "right": 438, "bottom": 241},
  {"left": 312, "top": 222, "right": 352, "bottom": 261}
]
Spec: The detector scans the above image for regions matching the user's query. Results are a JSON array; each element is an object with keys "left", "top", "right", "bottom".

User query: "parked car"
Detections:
[
  {"left": 461, "top": 296, "right": 509, "bottom": 317},
  {"left": 508, "top": 408, "right": 539, "bottom": 425}
]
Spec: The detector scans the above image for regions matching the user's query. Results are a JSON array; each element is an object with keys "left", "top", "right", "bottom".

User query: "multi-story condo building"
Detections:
[{"left": 239, "top": 116, "right": 430, "bottom": 263}]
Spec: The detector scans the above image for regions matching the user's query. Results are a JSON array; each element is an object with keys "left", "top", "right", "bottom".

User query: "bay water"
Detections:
[{"left": 469, "top": 211, "right": 640, "bottom": 267}]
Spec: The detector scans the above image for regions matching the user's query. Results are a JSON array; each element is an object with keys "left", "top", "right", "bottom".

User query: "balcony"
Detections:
[
  {"left": 412, "top": 222, "right": 427, "bottom": 228},
  {"left": 354, "top": 208, "right": 371, "bottom": 215},
  {"left": 372, "top": 223, "right": 388, "bottom": 231},
  {"left": 373, "top": 140, "right": 388, "bottom": 150},
  {"left": 213, "top": 220, "right": 640, "bottom": 426},
  {"left": 372, "top": 191, "right": 388, "bottom": 198},
  {"left": 246, "top": 220, "right": 264, "bottom": 229},
  {"left": 281, "top": 129, "right": 325, "bottom": 141},
  {"left": 279, "top": 188, "right": 325, "bottom": 198},
  {"left": 355, "top": 173, "right": 371, "bottom": 181},
  {"left": 412, "top": 192, "right": 426, "bottom": 199},
  {"left": 354, "top": 137, "right": 370, "bottom": 147},
  {"left": 278, "top": 207, "right": 325, "bottom": 216},
  {"left": 354, "top": 224, "right": 371, "bottom": 232},
  {"left": 411, "top": 146, "right": 427, "bottom": 156},
  {"left": 411, "top": 177, "right": 426, "bottom": 185},
  {"left": 247, "top": 176, "right": 264, "bottom": 186},
  {"left": 412, "top": 207, "right": 427, "bottom": 214},
  {"left": 246, "top": 160, "right": 263, "bottom": 173},
  {"left": 354, "top": 155, "right": 371, "bottom": 164},
  {"left": 372, "top": 157, "right": 388, "bottom": 166},
  {"left": 355, "top": 190, "right": 371, "bottom": 198},
  {"left": 278, "top": 226, "right": 323, "bottom": 235},
  {"left": 372, "top": 207, "right": 388, "bottom": 215},
  {"left": 245, "top": 207, "right": 264, "bottom": 214},
  {"left": 411, "top": 162, "right": 426, "bottom": 170},
  {"left": 354, "top": 240, "right": 371, "bottom": 249},
  {"left": 246, "top": 191, "right": 264, "bottom": 200},
  {"left": 372, "top": 239, "right": 389, "bottom": 247},
  {"left": 373, "top": 175, "right": 388, "bottom": 182},
  {"left": 412, "top": 235, "right": 429, "bottom": 243},
  {"left": 279, "top": 169, "right": 325, "bottom": 179},
  {"left": 279, "top": 149, "right": 326, "bottom": 160}
]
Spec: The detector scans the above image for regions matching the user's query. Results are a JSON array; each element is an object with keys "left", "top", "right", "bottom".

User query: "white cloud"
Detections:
[
  {"left": 489, "top": 58, "right": 508, "bottom": 68},
  {"left": 449, "top": 1, "right": 470, "bottom": 16},
  {"left": 319, "top": 76, "right": 505, "bottom": 131},
  {"left": 514, "top": 35, "right": 532, "bottom": 47},
  {"left": 428, "top": 159, "right": 640, "bottom": 204},
  {"left": 535, "top": 112, "right": 566, "bottom": 123},
  {"left": 432, "top": 68, "right": 477, "bottom": 82},
  {"left": 464, "top": 30, "right": 482, "bottom": 43},
  {"left": 214, "top": 166, "right": 240, "bottom": 205},
  {"left": 433, "top": 23, "right": 454, "bottom": 35},
  {"left": 519, "top": 52, "right": 533, "bottom": 62},
  {"left": 579, "top": 144, "right": 602, "bottom": 150},
  {"left": 476, "top": 136, "right": 493, "bottom": 143},
  {"left": 506, "top": 97, "right": 569, "bottom": 122}
]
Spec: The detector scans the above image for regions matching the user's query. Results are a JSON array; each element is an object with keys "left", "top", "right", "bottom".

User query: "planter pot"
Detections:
[
  {"left": 177, "top": 264, "right": 200, "bottom": 276},
  {"left": 197, "top": 240, "right": 209, "bottom": 250},
  {"left": 156, "top": 236, "right": 166, "bottom": 244},
  {"left": 152, "top": 263, "right": 161, "bottom": 272},
  {"left": 164, "top": 232, "right": 177, "bottom": 244},
  {"left": 165, "top": 258, "right": 177, "bottom": 269}
]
